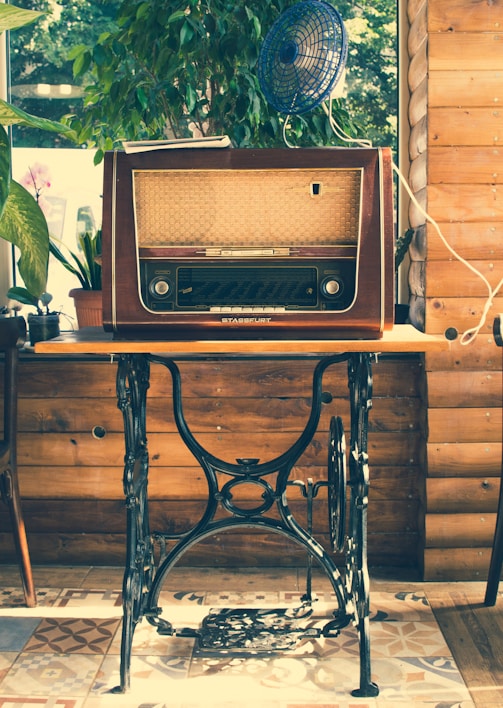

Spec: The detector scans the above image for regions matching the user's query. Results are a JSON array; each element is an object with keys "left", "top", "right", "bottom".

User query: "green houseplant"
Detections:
[
  {"left": 63, "top": 0, "right": 356, "bottom": 161},
  {"left": 49, "top": 229, "right": 103, "bottom": 327},
  {"left": 0, "top": 4, "right": 78, "bottom": 342}
]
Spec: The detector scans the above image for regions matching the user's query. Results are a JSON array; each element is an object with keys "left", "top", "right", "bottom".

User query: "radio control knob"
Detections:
[
  {"left": 321, "top": 277, "right": 343, "bottom": 298},
  {"left": 150, "top": 277, "right": 171, "bottom": 298}
]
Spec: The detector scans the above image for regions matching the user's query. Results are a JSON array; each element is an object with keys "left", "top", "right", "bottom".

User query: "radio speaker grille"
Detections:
[{"left": 133, "top": 168, "right": 361, "bottom": 248}]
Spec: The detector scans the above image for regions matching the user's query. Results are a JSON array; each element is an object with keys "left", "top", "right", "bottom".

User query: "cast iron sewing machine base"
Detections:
[{"left": 112, "top": 351, "right": 379, "bottom": 698}]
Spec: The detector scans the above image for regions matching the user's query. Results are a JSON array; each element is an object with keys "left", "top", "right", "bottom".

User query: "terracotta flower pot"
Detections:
[{"left": 69, "top": 288, "right": 103, "bottom": 328}]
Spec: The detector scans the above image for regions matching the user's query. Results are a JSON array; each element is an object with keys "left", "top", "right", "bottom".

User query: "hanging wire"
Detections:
[{"left": 313, "top": 101, "right": 503, "bottom": 344}]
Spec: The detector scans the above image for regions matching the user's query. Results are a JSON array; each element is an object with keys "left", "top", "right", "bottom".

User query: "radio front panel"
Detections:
[
  {"left": 102, "top": 147, "right": 395, "bottom": 339},
  {"left": 140, "top": 259, "right": 357, "bottom": 313}
]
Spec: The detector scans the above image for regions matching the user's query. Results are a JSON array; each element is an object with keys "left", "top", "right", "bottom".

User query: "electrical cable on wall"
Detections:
[
  {"left": 391, "top": 163, "right": 503, "bottom": 345},
  {"left": 319, "top": 104, "right": 503, "bottom": 345}
]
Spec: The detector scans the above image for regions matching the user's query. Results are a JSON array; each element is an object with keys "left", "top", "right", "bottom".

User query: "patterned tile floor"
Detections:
[{"left": 0, "top": 577, "right": 474, "bottom": 708}]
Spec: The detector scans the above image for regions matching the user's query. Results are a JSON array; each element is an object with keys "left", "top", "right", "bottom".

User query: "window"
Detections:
[
  {"left": 4, "top": 0, "right": 120, "bottom": 322},
  {"left": 1, "top": 0, "right": 400, "bottom": 322}
]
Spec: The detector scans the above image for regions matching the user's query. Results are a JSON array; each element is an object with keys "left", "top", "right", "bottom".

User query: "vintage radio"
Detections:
[{"left": 102, "top": 147, "right": 395, "bottom": 339}]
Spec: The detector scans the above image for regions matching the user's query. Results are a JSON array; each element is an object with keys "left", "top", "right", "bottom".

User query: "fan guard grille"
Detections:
[{"left": 258, "top": 0, "right": 348, "bottom": 116}]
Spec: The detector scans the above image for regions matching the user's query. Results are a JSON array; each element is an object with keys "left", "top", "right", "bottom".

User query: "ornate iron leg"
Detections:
[
  {"left": 113, "top": 351, "right": 379, "bottom": 697},
  {"left": 113, "top": 354, "right": 153, "bottom": 693},
  {"left": 146, "top": 354, "right": 352, "bottom": 625},
  {"left": 346, "top": 353, "right": 379, "bottom": 697}
]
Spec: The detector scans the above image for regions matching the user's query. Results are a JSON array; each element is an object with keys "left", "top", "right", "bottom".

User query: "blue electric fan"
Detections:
[{"left": 258, "top": 0, "right": 348, "bottom": 116}]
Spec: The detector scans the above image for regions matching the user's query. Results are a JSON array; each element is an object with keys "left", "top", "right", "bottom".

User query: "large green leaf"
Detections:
[
  {"left": 0, "top": 100, "right": 78, "bottom": 141},
  {"left": 0, "top": 181, "right": 49, "bottom": 298},
  {"left": 0, "top": 125, "right": 11, "bottom": 219},
  {"left": 0, "top": 5, "right": 43, "bottom": 34}
]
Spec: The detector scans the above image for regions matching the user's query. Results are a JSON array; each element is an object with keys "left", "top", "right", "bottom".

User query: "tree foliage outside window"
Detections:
[
  {"left": 342, "top": 0, "right": 397, "bottom": 148},
  {"left": 9, "top": 0, "right": 121, "bottom": 147},
  {"left": 9, "top": 0, "right": 397, "bottom": 156}
]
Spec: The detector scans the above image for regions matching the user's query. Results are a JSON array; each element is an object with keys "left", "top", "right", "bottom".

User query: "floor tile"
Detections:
[
  {"left": 0, "top": 618, "right": 41, "bottom": 651},
  {"left": 108, "top": 619, "right": 195, "bottom": 657},
  {"left": 0, "top": 589, "right": 61, "bottom": 609},
  {"left": 54, "top": 591, "right": 122, "bottom": 609},
  {"left": 0, "top": 653, "right": 104, "bottom": 696},
  {"left": 0, "top": 574, "right": 475, "bottom": 708},
  {"left": 373, "top": 656, "right": 474, "bottom": 704},
  {"left": 205, "top": 590, "right": 281, "bottom": 605},
  {"left": 279, "top": 591, "right": 338, "bottom": 605},
  {"left": 92, "top": 654, "right": 191, "bottom": 696},
  {"left": 157, "top": 590, "right": 206, "bottom": 606},
  {"left": 23, "top": 618, "right": 121, "bottom": 655},
  {"left": 0, "top": 652, "right": 17, "bottom": 683},
  {"left": 369, "top": 591, "right": 433, "bottom": 622},
  {"left": 369, "top": 621, "right": 450, "bottom": 658},
  {"left": 188, "top": 654, "right": 372, "bottom": 704}
]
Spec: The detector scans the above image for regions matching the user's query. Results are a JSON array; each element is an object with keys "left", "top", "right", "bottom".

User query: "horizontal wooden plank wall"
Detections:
[
  {"left": 411, "top": 0, "right": 503, "bottom": 579},
  {"left": 0, "top": 354, "right": 425, "bottom": 569}
]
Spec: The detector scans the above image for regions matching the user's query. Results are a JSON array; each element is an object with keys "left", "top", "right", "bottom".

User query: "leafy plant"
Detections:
[
  {"left": 50, "top": 230, "right": 102, "bottom": 291},
  {"left": 395, "top": 228, "right": 414, "bottom": 269},
  {"left": 341, "top": 0, "right": 397, "bottom": 151},
  {"left": 8, "top": 0, "right": 121, "bottom": 149},
  {"left": 63, "top": 0, "right": 357, "bottom": 163},
  {"left": 6, "top": 287, "right": 54, "bottom": 315},
  {"left": 0, "top": 4, "right": 78, "bottom": 304}
]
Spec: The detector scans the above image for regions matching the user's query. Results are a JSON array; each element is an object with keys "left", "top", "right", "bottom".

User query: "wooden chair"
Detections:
[
  {"left": 0, "top": 316, "right": 36, "bottom": 607},
  {"left": 484, "top": 313, "right": 503, "bottom": 606}
]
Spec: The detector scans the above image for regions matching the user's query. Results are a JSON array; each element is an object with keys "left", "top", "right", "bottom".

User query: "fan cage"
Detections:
[{"left": 258, "top": 0, "right": 348, "bottom": 116}]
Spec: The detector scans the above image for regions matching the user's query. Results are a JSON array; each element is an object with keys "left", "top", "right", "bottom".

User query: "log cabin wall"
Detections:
[
  {"left": 407, "top": 0, "right": 503, "bottom": 579},
  {"left": 0, "top": 353, "right": 425, "bottom": 569}
]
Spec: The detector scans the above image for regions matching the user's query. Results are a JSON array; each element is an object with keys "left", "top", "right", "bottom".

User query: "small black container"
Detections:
[{"left": 28, "top": 313, "right": 60, "bottom": 346}]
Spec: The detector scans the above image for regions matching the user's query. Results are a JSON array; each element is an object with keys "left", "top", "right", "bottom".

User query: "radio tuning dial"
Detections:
[
  {"left": 150, "top": 277, "right": 171, "bottom": 298},
  {"left": 321, "top": 277, "right": 343, "bottom": 298}
]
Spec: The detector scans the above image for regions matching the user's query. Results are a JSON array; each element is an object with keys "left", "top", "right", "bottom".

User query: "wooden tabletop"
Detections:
[{"left": 34, "top": 325, "right": 449, "bottom": 356}]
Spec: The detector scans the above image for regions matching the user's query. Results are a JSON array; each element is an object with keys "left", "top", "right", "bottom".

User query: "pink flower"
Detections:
[{"left": 20, "top": 163, "right": 52, "bottom": 200}]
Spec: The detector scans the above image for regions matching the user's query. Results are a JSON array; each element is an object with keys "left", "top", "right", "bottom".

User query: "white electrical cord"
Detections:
[
  {"left": 281, "top": 97, "right": 502, "bottom": 343},
  {"left": 282, "top": 115, "right": 298, "bottom": 149},
  {"left": 392, "top": 162, "right": 503, "bottom": 345},
  {"left": 321, "top": 98, "right": 503, "bottom": 344},
  {"left": 322, "top": 99, "right": 372, "bottom": 148}
]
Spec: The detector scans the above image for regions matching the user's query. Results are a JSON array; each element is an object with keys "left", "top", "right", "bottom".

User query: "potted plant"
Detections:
[
  {"left": 6, "top": 288, "right": 60, "bottom": 345},
  {"left": 49, "top": 230, "right": 103, "bottom": 327},
  {"left": 0, "top": 4, "right": 78, "bottom": 342}
]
